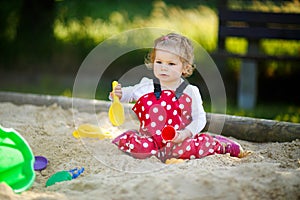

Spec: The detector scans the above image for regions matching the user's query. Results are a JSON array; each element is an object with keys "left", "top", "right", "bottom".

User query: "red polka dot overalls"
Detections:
[{"left": 112, "top": 79, "right": 223, "bottom": 162}]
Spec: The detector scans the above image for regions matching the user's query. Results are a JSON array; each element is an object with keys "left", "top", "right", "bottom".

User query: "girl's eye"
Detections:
[
  {"left": 155, "top": 61, "right": 162, "bottom": 64},
  {"left": 168, "top": 63, "right": 176, "bottom": 66}
]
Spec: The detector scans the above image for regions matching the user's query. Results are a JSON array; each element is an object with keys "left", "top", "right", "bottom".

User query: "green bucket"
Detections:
[{"left": 0, "top": 125, "right": 35, "bottom": 193}]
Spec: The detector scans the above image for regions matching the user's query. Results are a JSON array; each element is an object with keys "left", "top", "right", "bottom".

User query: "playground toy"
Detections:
[
  {"left": 73, "top": 124, "right": 112, "bottom": 140},
  {"left": 108, "top": 81, "right": 125, "bottom": 126},
  {"left": 45, "top": 167, "right": 84, "bottom": 187},
  {"left": 0, "top": 125, "right": 35, "bottom": 193},
  {"left": 161, "top": 126, "right": 177, "bottom": 141},
  {"left": 34, "top": 156, "right": 48, "bottom": 171}
]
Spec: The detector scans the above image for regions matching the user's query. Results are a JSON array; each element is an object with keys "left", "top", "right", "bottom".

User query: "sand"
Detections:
[{"left": 0, "top": 102, "right": 299, "bottom": 200}]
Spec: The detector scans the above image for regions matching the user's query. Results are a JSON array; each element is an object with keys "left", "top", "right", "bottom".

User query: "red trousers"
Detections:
[{"left": 113, "top": 130, "right": 223, "bottom": 162}]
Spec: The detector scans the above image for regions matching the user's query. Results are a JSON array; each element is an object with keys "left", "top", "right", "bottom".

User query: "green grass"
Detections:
[{"left": 225, "top": 103, "right": 300, "bottom": 123}]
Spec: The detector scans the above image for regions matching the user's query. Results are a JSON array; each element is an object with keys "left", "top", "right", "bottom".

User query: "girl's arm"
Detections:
[
  {"left": 109, "top": 84, "right": 135, "bottom": 103},
  {"left": 108, "top": 82, "right": 134, "bottom": 103},
  {"left": 184, "top": 85, "right": 206, "bottom": 136},
  {"left": 172, "top": 85, "right": 206, "bottom": 143},
  {"left": 109, "top": 77, "right": 154, "bottom": 103}
]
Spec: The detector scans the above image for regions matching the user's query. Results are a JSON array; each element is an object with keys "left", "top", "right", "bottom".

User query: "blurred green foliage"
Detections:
[{"left": 54, "top": 0, "right": 219, "bottom": 51}]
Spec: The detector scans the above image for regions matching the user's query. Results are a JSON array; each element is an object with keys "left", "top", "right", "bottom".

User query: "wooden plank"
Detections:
[
  {"left": 0, "top": 91, "right": 299, "bottom": 143},
  {"left": 211, "top": 50, "right": 300, "bottom": 61},
  {"left": 219, "top": 26, "right": 300, "bottom": 40},
  {"left": 204, "top": 113, "right": 300, "bottom": 143},
  {"left": 219, "top": 10, "right": 300, "bottom": 24},
  {"left": 0, "top": 91, "right": 112, "bottom": 113}
]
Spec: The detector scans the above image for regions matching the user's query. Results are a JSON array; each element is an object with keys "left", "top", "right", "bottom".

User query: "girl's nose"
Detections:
[{"left": 161, "top": 64, "right": 168, "bottom": 70}]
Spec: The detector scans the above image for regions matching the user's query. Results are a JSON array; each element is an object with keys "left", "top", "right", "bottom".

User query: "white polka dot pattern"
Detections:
[{"left": 132, "top": 90, "right": 192, "bottom": 137}]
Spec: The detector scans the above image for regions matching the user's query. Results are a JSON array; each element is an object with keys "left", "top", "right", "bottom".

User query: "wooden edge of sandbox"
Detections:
[{"left": 0, "top": 91, "right": 299, "bottom": 143}]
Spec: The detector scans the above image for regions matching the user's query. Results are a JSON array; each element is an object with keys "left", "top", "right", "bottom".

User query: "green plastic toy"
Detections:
[
  {"left": 45, "top": 171, "right": 72, "bottom": 187},
  {"left": 45, "top": 167, "right": 84, "bottom": 187},
  {"left": 0, "top": 125, "right": 35, "bottom": 193}
]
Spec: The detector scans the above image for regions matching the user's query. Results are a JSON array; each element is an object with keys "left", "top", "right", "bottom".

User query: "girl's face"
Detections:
[{"left": 153, "top": 49, "right": 186, "bottom": 86}]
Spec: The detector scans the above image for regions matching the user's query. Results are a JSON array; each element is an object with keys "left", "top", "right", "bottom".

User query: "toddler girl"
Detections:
[{"left": 111, "top": 33, "right": 245, "bottom": 163}]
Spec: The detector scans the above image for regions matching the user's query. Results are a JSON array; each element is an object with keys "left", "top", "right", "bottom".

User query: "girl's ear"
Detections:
[
  {"left": 182, "top": 64, "right": 189, "bottom": 76},
  {"left": 182, "top": 63, "right": 194, "bottom": 77}
]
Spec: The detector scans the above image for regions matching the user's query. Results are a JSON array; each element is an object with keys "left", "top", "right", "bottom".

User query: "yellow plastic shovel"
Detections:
[
  {"left": 72, "top": 124, "right": 112, "bottom": 140},
  {"left": 108, "top": 81, "right": 125, "bottom": 126}
]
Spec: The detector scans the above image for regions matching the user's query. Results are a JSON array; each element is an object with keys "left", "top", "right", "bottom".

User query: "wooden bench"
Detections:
[{"left": 212, "top": 2, "right": 300, "bottom": 109}]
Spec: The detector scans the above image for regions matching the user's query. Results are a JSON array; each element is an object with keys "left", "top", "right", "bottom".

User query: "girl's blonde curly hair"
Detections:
[{"left": 144, "top": 33, "right": 195, "bottom": 77}]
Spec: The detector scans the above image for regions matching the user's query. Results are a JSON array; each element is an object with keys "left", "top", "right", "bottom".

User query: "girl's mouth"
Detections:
[{"left": 160, "top": 73, "right": 168, "bottom": 77}]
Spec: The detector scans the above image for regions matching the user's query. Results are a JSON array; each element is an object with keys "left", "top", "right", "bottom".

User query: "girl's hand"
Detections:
[
  {"left": 172, "top": 129, "right": 192, "bottom": 143},
  {"left": 110, "top": 83, "right": 123, "bottom": 99}
]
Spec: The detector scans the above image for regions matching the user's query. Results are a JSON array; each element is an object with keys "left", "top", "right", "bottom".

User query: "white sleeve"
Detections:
[
  {"left": 118, "top": 85, "right": 136, "bottom": 103},
  {"left": 119, "top": 77, "right": 153, "bottom": 103},
  {"left": 184, "top": 85, "right": 206, "bottom": 136}
]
